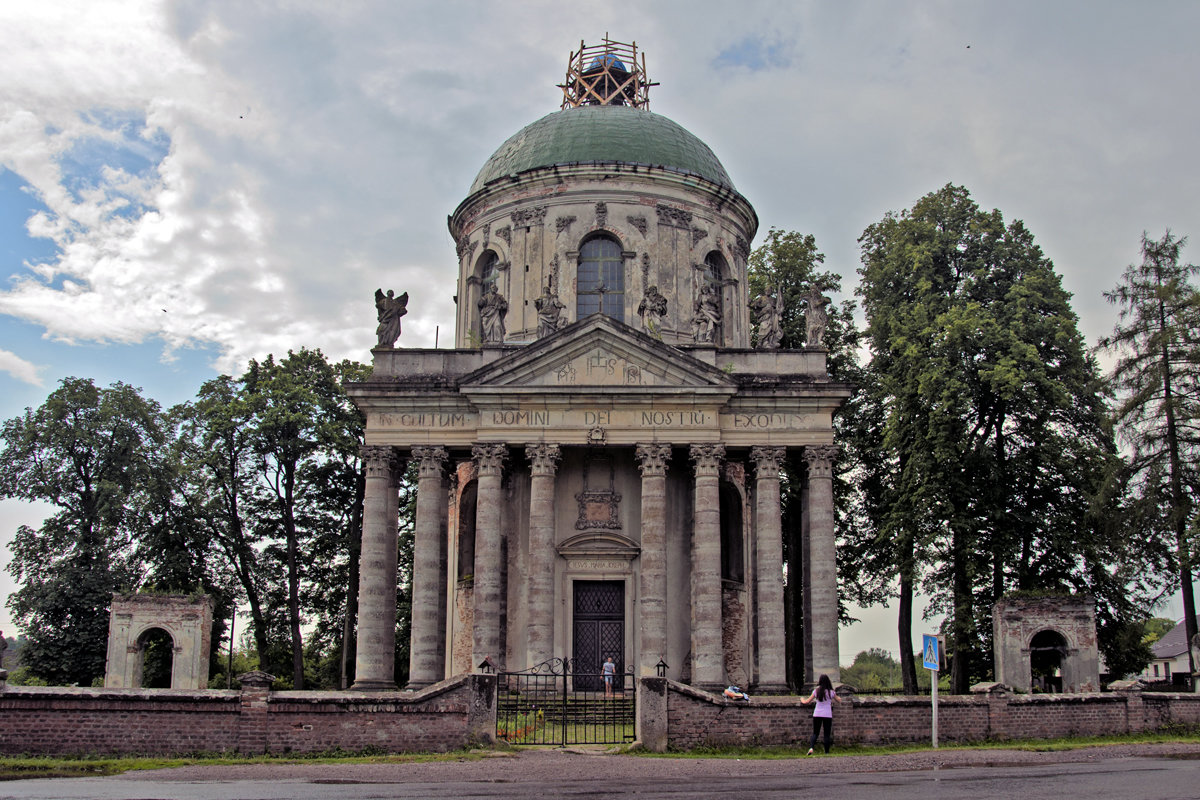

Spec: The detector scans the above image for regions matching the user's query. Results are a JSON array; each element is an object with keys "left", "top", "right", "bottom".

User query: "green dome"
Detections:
[{"left": 469, "top": 106, "right": 734, "bottom": 195}]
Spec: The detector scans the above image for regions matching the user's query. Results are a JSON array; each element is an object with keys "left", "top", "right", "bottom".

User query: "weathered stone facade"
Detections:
[
  {"left": 103, "top": 594, "right": 214, "bottom": 691},
  {"left": 993, "top": 596, "right": 1100, "bottom": 693},
  {"left": 348, "top": 67, "right": 851, "bottom": 693}
]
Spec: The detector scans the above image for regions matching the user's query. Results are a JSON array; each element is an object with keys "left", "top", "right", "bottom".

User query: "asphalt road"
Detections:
[{"left": 1, "top": 744, "right": 1198, "bottom": 800}]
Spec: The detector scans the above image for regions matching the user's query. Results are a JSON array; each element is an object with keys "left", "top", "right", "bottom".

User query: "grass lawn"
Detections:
[{"left": 0, "top": 750, "right": 488, "bottom": 782}]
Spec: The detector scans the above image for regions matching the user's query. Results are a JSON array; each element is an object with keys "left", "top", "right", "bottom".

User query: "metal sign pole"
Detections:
[
  {"left": 931, "top": 673, "right": 938, "bottom": 749},
  {"left": 923, "top": 633, "right": 940, "bottom": 750}
]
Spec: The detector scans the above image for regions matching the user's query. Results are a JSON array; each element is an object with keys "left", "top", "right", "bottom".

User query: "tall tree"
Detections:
[
  {"left": 859, "top": 185, "right": 1128, "bottom": 692},
  {"left": 178, "top": 375, "right": 276, "bottom": 666},
  {"left": 0, "top": 379, "right": 164, "bottom": 684},
  {"left": 241, "top": 349, "right": 367, "bottom": 689},
  {"left": 1099, "top": 231, "right": 1200, "bottom": 678}
]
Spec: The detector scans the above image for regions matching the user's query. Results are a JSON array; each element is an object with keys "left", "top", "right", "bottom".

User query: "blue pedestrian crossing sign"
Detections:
[{"left": 922, "top": 634, "right": 940, "bottom": 671}]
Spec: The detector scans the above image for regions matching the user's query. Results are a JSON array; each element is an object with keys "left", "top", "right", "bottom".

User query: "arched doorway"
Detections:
[
  {"left": 136, "top": 627, "right": 176, "bottom": 689},
  {"left": 1029, "top": 629, "right": 1067, "bottom": 693}
]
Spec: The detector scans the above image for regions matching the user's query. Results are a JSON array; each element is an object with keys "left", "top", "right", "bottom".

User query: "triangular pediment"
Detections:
[{"left": 460, "top": 315, "right": 734, "bottom": 391}]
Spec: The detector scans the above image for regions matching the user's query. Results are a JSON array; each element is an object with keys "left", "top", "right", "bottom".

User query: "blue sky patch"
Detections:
[
  {"left": 0, "top": 313, "right": 224, "bottom": 417},
  {"left": 58, "top": 110, "right": 169, "bottom": 216},
  {"left": 0, "top": 169, "right": 59, "bottom": 268},
  {"left": 714, "top": 36, "right": 793, "bottom": 71}
]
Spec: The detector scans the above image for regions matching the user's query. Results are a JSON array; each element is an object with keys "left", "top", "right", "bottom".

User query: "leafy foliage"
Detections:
[
  {"left": 0, "top": 353, "right": 394, "bottom": 689},
  {"left": 857, "top": 185, "right": 1138, "bottom": 692},
  {"left": 1099, "top": 231, "right": 1200, "bottom": 677},
  {"left": 0, "top": 379, "right": 164, "bottom": 684}
]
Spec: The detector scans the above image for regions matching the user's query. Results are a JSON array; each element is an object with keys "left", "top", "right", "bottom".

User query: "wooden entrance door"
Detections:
[{"left": 572, "top": 580, "right": 624, "bottom": 691}]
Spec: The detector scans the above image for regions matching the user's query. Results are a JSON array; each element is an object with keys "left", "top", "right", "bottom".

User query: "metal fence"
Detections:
[{"left": 497, "top": 657, "right": 636, "bottom": 746}]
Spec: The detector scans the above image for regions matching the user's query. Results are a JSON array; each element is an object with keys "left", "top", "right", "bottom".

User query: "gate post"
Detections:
[
  {"left": 637, "top": 676, "right": 668, "bottom": 752},
  {"left": 468, "top": 673, "right": 498, "bottom": 745}
]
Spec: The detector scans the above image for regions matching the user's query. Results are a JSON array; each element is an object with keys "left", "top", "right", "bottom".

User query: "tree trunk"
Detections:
[
  {"left": 282, "top": 466, "right": 305, "bottom": 690},
  {"left": 340, "top": 466, "right": 366, "bottom": 688},
  {"left": 897, "top": 527, "right": 918, "bottom": 694},
  {"left": 950, "top": 518, "right": 973, "bottom": 695}
]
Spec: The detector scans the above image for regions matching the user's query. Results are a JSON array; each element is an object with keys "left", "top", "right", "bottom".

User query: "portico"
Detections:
[{"left": 349, "top": 316, "right": 848, "bottom": 692}]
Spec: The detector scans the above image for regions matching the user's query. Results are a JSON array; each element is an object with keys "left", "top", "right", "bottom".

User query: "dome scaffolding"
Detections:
[{"left": 559, "top": 36, "right": 658, "bottom": 109}]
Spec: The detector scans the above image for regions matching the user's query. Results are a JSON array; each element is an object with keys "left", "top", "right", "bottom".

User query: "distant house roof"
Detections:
[{"left": 1151, "top": 620, "right": 1190, "bottom": 659}]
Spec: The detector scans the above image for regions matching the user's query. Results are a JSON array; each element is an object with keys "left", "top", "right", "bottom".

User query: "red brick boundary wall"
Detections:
[
  {"left": 643, "top": 679, "right": 1200, "bottom": 751},
  {"left": 0, "top": 673, "right": 497, "bottom": 756}
]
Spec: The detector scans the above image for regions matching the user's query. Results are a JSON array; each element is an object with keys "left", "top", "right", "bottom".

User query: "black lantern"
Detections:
[
  {"left": 477, "top": 656, "right": 495, "bottom": 675},
  {"left": 655, "top": 659, "right": 669, "bottom": 678}
]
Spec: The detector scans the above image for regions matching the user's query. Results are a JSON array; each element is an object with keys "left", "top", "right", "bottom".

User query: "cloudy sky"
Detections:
[{"left": 2, "top": 1, "right": 1198, "bottom": 661}]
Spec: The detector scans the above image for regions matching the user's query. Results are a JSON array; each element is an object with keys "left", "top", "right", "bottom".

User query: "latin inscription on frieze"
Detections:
[
  {"left": 567, "top": 559, "right": 630, "bottom": 572},
  {"left": 374, "top": 412, "right": 472, "bottom": 428},
  {"left": 729, "top": 412, "right": 810, "bottom": 429},
  {"left": 372, "top": 407, "right": 720, "bottom": 431}
]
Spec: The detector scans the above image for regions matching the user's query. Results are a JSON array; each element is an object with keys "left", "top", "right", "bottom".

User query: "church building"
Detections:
[{"left": 347, "top": 39, "right": 850, "bottom": 693}]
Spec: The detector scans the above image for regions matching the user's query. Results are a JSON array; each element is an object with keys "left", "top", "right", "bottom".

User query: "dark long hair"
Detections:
[{"left": 815, "top": 673, "right": 833, "bottom": 702}]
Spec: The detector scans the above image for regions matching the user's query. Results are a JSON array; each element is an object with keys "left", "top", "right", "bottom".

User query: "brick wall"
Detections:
[
  {"left": 657, "top": 680, "right": 1200, "bottom": 751},
  {"left": 0, "top": 674, "right": 497, "bottom": 756},
  {"left": 721, "top": 585, "right": 747, "bottom": 688}
]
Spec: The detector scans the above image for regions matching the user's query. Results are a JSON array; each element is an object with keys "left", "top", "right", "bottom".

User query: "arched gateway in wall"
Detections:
[
  {"left": 347, "top": 39, "right": 851, "bottom": 693},
  {"left": 104, "top": 594, "right": 214, "bottom": 690}
]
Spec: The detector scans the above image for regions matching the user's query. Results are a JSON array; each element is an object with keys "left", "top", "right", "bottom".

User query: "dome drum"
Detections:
[{"left": 450, "top": 167, "right": 757, "bottom": 349}]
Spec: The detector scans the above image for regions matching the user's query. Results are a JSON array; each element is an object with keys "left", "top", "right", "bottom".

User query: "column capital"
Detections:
[
  {"left": 635, "top": 443, "right": 672, "bottom": 476},
  {"left": 749, "top": 445, "right": 787, "bottom": 480},
  {"left": 360, "top": 445, "right": 398, "bottom": 478},
  {"left": 689, "top": 443, "right": 725, "bottom": 477},
  {"left": 525, "top": 442, "right": 561, "bottom": 476},
  {"left": 472, "top": 442, "right": 508, "bottom": 476},
  {"left": 803, "top": 444, "right": 840, "bottom": 479},
  {"left": 410, "top": 445, "right": 448, "bottom": 479}
]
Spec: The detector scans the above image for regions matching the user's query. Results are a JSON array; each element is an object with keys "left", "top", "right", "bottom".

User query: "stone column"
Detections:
[
  {"left": 750, "top": 445, "right": 788, "bottom": 693},
  {"left": 636, "top": 443, "right": 672, "bottom": 676},
  {"left": 804, "top": 445, "right": 840, "bottom": 682},
  {"left": 689, "top": 443, "right": 725, "bottom": 689},
  {"left": 406, "top": 445, "right": 448, "bottom": 690},
  {"left": 352, "top": 445, "right": 399, "bottom": 690},
  {"left": 525, "top": 443, "right": 561, "bottom": 669},
  {"left": 472, "top": 442, "right": 507, "bottom": 670}
]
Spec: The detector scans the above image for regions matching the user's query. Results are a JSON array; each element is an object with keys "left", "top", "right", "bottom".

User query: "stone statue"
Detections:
[
  {"left": 802, "top": 286, "right": 832, "bottom": 346},
  {"left": 637, "top": 285, "right": 668, "bottom": 337},
  {"left": 534, "top": 279, "right": 566, "bottom": 338},
  {"left": 750, "top": 288, "right": 783, "bottom": 349},
  {"left": 478, "top": 283, "right": 508, "bottom": 344},
  {"left": 691, "top": 283, "right": 720, "bottom": 344},
  {"left": 374, "top": 288, "right": 408, "bottom": 348}
]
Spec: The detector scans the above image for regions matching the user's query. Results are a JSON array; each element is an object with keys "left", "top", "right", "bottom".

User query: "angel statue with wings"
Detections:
[{"left": 375, "top": 288, "right": 409, "bottom": 348}]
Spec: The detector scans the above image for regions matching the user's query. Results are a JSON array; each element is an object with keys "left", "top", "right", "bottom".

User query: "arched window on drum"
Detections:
[
  {"left": 577, "top": 235, "right": 625, "bottom": 322},
  {"left": 700, "top": 251, "right": 727, "bottom": 345}
]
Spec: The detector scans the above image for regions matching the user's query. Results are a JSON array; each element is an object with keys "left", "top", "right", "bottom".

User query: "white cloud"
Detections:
[{"left": 0, "top": 349, "right": 43, "bottom": 386}]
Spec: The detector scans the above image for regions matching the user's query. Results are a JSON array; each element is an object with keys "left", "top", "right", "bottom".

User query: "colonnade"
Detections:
[{"left": 351, "top": 441, "right": 840, "bottom": 692}]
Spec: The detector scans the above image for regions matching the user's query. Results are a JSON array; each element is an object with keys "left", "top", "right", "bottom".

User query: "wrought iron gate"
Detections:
[{"left": 497, "top": 657, "right": 636, "bottom": 745}]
